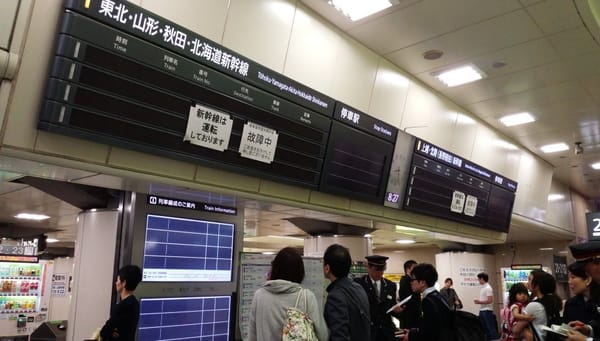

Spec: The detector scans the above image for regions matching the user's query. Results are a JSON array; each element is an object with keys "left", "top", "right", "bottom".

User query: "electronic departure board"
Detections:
[
  {"left": 403, "top": 139, "right": 517, "bottom": 233},
  {"left": 143, "top": 214, "right": 234, "bottom": 282},
  {"left": 320, "top": 103, "right": 397, "bottom": 204},
  {"left": 39, "top": 0, "right": 334, "bottom": 189},
  {"left": 138, "top": 295, "right": 233, "bottom": 341}
]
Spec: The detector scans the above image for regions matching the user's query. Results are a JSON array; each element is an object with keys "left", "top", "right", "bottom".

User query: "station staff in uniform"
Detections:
[{"left": 355, "top": 255, "right": 402, "bottom": 341}]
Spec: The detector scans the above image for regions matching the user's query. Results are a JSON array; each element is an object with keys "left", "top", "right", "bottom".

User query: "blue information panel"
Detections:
[
  {"left": 138, "top": 295, "right": 231, "bottom": 340},
  {"left": 143, "top": 214, "right": 234, "bottom": 282}
]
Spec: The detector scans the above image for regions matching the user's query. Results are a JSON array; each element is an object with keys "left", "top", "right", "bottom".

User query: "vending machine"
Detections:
[
  {"left": 500, "top": 266, "right": 549, "bottom": 307},
  {"left": 0, "top": 261, "right": 51, "bottom": 336}
]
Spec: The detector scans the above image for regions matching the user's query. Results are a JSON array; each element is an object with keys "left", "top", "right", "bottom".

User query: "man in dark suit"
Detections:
[
  {"left": 355, "top": 255, "right": 401, "bottom": 341},
  {"left": 398, "top": 263, "right": 455, "bottom": 341},
  {"left": 398, "top": 260, "right": 420, "bottom": 329}
]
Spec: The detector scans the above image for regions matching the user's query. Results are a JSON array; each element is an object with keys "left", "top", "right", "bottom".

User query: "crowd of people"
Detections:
[{"left": 246, "top": 240, "right": 600, "bottom": 341}]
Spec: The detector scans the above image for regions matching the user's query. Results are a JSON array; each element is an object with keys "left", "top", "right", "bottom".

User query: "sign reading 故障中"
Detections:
[
  {"left": 238, "top": 122, "right": 278, "bottom": 164},
  {"left": 184, "top": 104, "right": 233, "bottom": 152}
]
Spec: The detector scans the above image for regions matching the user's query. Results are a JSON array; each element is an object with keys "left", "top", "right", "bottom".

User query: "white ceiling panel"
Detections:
[
  {"left": 525, "top": 0, "right": 583, "bottom": 35},
  {"left": 347, "top": 0, "right": 523, "bottom": 55},
  {"left": 385, "top": 10, "right": 543, "bottom": 74},
  {"left": 548, "top": 27, "right": 599, "bottom": 59}
]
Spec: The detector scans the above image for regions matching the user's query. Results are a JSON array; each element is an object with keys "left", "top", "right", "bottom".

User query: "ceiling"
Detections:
[
  {"left": 2, "top": 0, "right": 600, "bottom": 254},
  {"left": 301, "top": 0, "right": 600, "bottom": 199}
]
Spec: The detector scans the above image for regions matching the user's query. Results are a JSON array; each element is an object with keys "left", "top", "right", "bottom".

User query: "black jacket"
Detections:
[
  {"left": 563, "top": 294, "right": 600, "bottom": 325},
  {"left": 398, "top": 274, "right": 421, "bottom": 329},
  {"left": 100, "top": 295, "right": 140, "bottom": 341},
  {"left": 409, "top": 290, "right": 455, "bottom": 341},
  {"left": 325, "top": 277, "right": 371, "bottom": 341},
  {"left": 355, "top": 275, "right": 399, "bottom": 341}
]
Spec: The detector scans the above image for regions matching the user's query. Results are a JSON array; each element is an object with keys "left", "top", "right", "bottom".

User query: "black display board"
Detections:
[
  {"left": 319, "top": 103, "right": 396, "bottom": 203},
  {"left": 39, "top": 5, "right": 333, "bottom": 188},
  {"left": 403, "top": 139, "right": 517, "bottom": 233}
]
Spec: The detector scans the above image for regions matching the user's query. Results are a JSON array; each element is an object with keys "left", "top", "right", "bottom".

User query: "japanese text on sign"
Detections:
[
  {"left": 98, "top": 0, "right": 250, "bottom": 77},
  {"left": 184, "top": 104, "right": 233, "bottom": 152},
  {"left": 238, "top": 122, "right": 278, "bottom": 164}
]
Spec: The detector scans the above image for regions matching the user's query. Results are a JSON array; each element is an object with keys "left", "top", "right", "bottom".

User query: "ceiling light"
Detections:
[
  {"left": 434, "top": 64, "right": 485, "bottom": 87},
  {"left": 547, "top": 194, "right": 564, "bottom": 201},
  {"left": 46, "top": 238, "right": 59, "bottom": 243},
  {"left": 592, "top": 162, "right": 600, "bottom": 170},
  {"left": 364, "top": 234, "right": 372, "bottom": 238},
  {"left": 541, "top": 143, "right": 569, "bottom": 153},
  {"left": 395, "top": 239, "right": 416, "bottom": 244},
  {"left": 394, "top": 225, "right": 425, "bottom": 232},
  {"left": 539, "top": 247, "right": 554, "bottom": 251},
  {"left": 499, "top": 112, "right": 535, "bottom": 127},
  {"left": 327, "top": 0, "right": 393, "bottom": 21},
  {"left": 261, "top": 251, "right": 275, "bottom": 255},
  {"left": 423, "top": 49, "right": 444, "bottom": 60},
  {"left": 15, "top": 213, "right": 50, "bottom": 221}
]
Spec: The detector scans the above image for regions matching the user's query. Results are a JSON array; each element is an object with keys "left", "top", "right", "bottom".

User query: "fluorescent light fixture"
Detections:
[
  {"left": 267, "top": 235, "right": 304, "bottom": 241},
  {"left": 500, "top": 112, "right": 535, "bottom": 127},
  {"left": 539, "top": 247, "right": 554, "bottom": 251},
  {"left": 261, "top": 251, "right": 275, "bottom": 255},
  {"left": 364, "top": 234, "right": 372, "bottom": 238},
  {"left": 394, "top": 225, "right": 426, "bottom": 232},
  {"left": 547, "top": 194, "right": 564, "bottom": 201},
  {"left": 435, "top": 64, "right": 484, "bottom": 87},
  {"left": 540, "top": 143, "right": 569, "bottom": 153},
  {"left": 328, "top": 0, "right": 393, "bottom": 21},
  {"left": 15, "top": 213, "right": 50, "bottom": 221},
  {"left": 395, "top": 239, "right": 416, "bottom": 244},
  {"left": 592, "top": 162, "right": 600, "bottom": 170},
  {"left": 46, "top": 238, "right": 59, "bottom": 243}
]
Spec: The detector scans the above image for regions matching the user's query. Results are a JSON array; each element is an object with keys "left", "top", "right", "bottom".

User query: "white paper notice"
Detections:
[
  {"left": 184, "top": 104, "right": 233, "bottom": 152},
  {"left": 450, "top": 190, "right": 466, "bottom": 213},
  {"left": 238, "top": 121, "right": 278, "bottom": 164},
  {"left": 464, "top": 195, "right": 478, "bottom": 216},
  {"left": 387, "top": 295, "right": 413, "bottom": 314}
]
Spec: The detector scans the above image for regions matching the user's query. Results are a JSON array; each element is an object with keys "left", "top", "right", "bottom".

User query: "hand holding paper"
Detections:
[{"left": 387, "top": 295, "right": 412, "bottom": 314}]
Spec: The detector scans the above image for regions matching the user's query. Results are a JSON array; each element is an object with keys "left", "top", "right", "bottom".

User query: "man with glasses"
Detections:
[
  {"left": 397, "top": 263, "right": 455, "bottom": 341},
  {"left": 566, "top": 242, "right": 600, "bottom": 341},
  {"left": 355, "top": 255, "right": 401, "bottom": 341}
]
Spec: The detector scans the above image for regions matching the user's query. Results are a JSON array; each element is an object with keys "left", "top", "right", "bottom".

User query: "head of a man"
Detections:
[
  {"left": 477, "top": 272, "right": 489, "bottom": 285},
  {"left": 323, "top": 244, "right": 351, "bottom": 281},
  {"left": 404, "top": 260, "right": 417, "bottom": 275},
  {"left": 569, "top": 242, "right": 600, "bottom": 284},
  {"left": 410, "top": 263, "right": 438, "bottom": 293},
  {"left": 365, "top": 255, "right": 388, "bottom": 281}
]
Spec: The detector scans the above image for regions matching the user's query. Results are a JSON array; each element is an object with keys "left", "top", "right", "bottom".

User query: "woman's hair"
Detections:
[
  {"left": 531, "top": 270, "right": 562, "bottom": 317},
  {"left": 445, "top": 278, "right": 453, "bottom": 286},
  {"left": 508, "top": 282, "right": 529, "bottom": 306},
  {"left": 568, "top": 261, "right": 600, "bottom": 299},
  {"left": 270, "top": 247, "right": 305, "bottom": 284}
]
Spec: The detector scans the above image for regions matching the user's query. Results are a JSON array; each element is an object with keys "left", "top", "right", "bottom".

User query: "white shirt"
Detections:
[
  {"left": 479, "top": 283, "right": 494, "bottom": 311},
  {"left": 524, "top": 301, "right": 547, "bottom": 339}
]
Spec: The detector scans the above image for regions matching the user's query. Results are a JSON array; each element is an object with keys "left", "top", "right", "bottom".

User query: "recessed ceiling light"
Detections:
[
  {"left": 592, "top": 162, "right": 600, "bottom": 170},
  {"left": 395, "top": 239, "right": 416, "bottom": 244},
  {"left": 46, "top": 238, "right": 59, "bottom": 243},
  {"left": 547, "top": 194, "right": 564, "bottom": 201},
  {"left": 539, "top": 247, "right": 554, "bottom": 251},
  {"left": 261, "top": 251, "right": 275, "bottom": 255},
  {"left": 15, "top": 213, "right": 50, "bottom": 221},
  {"left": 541, "top": 143, "right": 569, "bottom": 153},
  {"left": 499, "top": 112, "right": 535, "bottom": 127},
  {"left": 328, "top": 0, "right": 393, "bottom": 21},
  {"left": 423, "top": 49, "right": 444, "bottom": 60},
  {"left": 364, "top": 234, "right": 372, "bottom": 238},
  {"left": 434, "top": 64, "right": 485, "bottom": 87}
]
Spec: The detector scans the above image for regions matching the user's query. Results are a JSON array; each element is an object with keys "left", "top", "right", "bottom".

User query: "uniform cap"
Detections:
[
  {"left": 569, "top": 241, "right": 600, "bottom": 261},
  {"left": 365, "top": 255, "right": 389, "bottom": 267}
]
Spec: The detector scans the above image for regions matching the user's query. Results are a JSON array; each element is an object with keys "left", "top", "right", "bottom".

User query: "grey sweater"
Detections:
[{"left": 249, "top": 279, "right": 329, "bottom": 341}]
